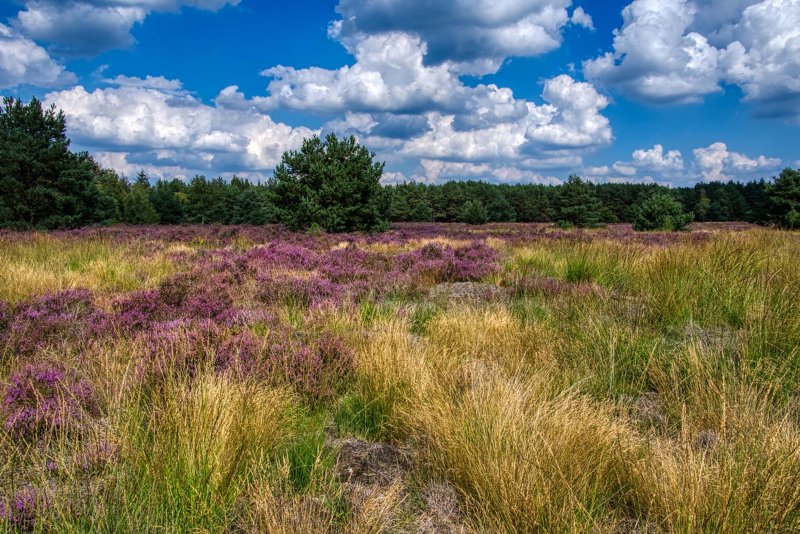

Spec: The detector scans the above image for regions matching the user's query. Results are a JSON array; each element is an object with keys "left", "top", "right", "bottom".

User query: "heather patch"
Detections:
[
  {"left": 5, "top": 289, "right": 105, "bottom": 357},
  {"left": 2, "top": 361, "right": 99, "bottom": 439}
]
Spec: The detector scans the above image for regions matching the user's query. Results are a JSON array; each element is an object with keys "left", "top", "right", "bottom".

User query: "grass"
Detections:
[
  {"left": 0, "top": 234, "right": 177, "bottom": 303},
  {"left": 2, "top": 225, "right": 800, "bottom": 532}
]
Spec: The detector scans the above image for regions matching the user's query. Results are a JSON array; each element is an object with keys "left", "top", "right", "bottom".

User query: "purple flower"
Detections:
[
  {"left": 2, "top": 362, "right": 99, "bottom": 439},
  {"left": 0, "top": 487, "right": 43, "bottom": 531},
  {"left": 6, "top": 290, "right": 105, "bottom": 356}
]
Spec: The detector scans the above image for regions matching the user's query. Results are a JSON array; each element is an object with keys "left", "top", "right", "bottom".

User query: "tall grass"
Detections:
[
  {"left": 3, "top": 226, "right": 800, "bottom": 532},
  {"left": 0, "top": 235, "right": 177, "bottom": 302}
]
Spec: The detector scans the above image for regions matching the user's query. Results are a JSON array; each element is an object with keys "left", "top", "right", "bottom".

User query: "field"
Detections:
[{"left": 1, "top": 222, "right": 800, "bottom": 532}]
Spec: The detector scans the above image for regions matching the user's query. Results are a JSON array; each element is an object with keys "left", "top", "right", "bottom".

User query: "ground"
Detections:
[{"left": 1, "top": 222, "right": 799, "bottom": 532}]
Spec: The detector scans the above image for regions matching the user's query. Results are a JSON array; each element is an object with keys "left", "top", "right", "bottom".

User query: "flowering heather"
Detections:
[
  {"left": 6, "top": 289, "right": 104, "bottom": 356},
  {"left": 112, "top": 274, "right": 236, "bottom": 333},
  {"left": 76, "top": 440, "right": 119, "bottom": 476},
  {"left": 257, "top": 274, "right": 347, "bottom": 309},
  {"left": 317, "top": 246, "right": 394, "bottom": 284},
  {"left": 2, "top": 362, "right": 99, "bottom": 439},
  {"left": 215, "top": 328, "right": 353, "bottom": 400},
  {"left": 395, "top": 242, "right": 501, "bottom": 285},
  {"left": 245, "top": 241, "right": 317, "bottom": 270},
  {"left": 0, "top": 487, "right": 43, "bottom": 532},
  {"left": 138, "top": 320, "right": 222, "bottom": 383}
]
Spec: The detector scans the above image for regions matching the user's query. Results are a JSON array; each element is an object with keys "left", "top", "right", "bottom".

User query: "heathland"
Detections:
[{"left": 2, "top": 222, "right": 800, "bottom": 532}]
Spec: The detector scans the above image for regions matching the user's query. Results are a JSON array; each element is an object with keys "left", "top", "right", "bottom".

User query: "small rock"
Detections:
[
  {"left": 613, "top": 517, "right": 661, "bottom": 534},
  {"left": 415, "top": 481, "right": 465, "bottom": 534},
  {"left": 335, "top": 438, "right": 412, "bottom": 487},
  {"left": 628, "top": 392, "right": 668, "bottom": 430},
  {"left": 696, "top": 429, "right": 718, "bottom": 450}
]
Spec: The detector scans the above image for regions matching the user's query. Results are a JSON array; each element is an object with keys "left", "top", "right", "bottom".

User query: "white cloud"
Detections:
[
  {"left": 261, "top": 33, "right": 462, "bottom": 114},
  {"left": 44, "top": 78, "right": 317, "bottom": 178},
  {"left": 333, "top": 0, "right": 587, "bottom": 75},
  {"left": 102, "top": 74, "right": 184, "bottom": 92},
  {"left": 399, "top": 75, "right": 611, "bottom": 163},
  {"left": 14, "top": 0, "right": 240, "bottom": 56},
  {"left": 413, "top": 158, "right": 561, "bottom": 184},
  {"left": 583, "top": 0, "right": 721, "bottom": 104},
  {"left": 0, "top": 23, "right": 74, "bottom": 88},
  {"left": 632, "top": 144, "right": 684, "bottom": 170},
  {"left": 584, "top": 0, "right": 800, "bottom": 118},
  {"left": 523, "top": 75, "right": 611, "bottom": 149},
  {"left": 612, "top": 162, "right": 637, "bottom": 176},
  {"left": 718, "top": 0, "right": 800, "bottom": 119},
  {"left": 693, "top": 141, "right": 781, "bottom": 181},
  {"left": 570, "top": 7, "right": 595, "bottom": 30}
]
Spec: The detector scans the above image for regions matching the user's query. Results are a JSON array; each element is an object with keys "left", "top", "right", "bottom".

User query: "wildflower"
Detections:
[{"left": 2, "top": 362, "right": 99, "bottom": 439}]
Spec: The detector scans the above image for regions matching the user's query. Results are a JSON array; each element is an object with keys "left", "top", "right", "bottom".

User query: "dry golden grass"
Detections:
[{"left": 0, "top": 234, "right": 177, "bottom": 302}]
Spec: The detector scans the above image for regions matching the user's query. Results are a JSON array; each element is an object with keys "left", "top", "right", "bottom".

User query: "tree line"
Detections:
[{"left": 1, "top": 96, "right": 799, "bottom": 232}]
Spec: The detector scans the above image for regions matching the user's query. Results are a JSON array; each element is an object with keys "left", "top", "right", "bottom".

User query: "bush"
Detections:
[
  {"left": 633, "top": 193, "right": 693, "bottom": 231},
  {"left": 270, "top": 134, "right": 388, "bottom": 233},
  {"left": 460, "top": 200, "right": 488, "bottom": 225}
]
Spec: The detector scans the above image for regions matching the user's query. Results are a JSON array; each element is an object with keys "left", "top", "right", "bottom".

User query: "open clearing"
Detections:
[{"left": 2, "top": 222, "right": 800, "bottom": 532}]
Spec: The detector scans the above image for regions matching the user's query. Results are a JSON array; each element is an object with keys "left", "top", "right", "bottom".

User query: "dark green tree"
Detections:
[
  {"left": 150, "top": 178, "right": 186, "bottom": 224},
  {"left": 460, "top": 199, "right": 488, "bottom": 225},
  {"left": 768, "top": 168, "right": 800, "bottom": 229},
  {"left": 693, "top": 189, "right": 711, "bottom": 221},
  {"left": 0, "top": 97, "right": 109, "bottom": 228},
  {"left": 633, "top": 192, "right": 694, "bottom": 231},
  {"left": 123, "top": 170, "right": 159, "bottom": 224},
  {"left": 555, "top": 175, "right": 602, "bottom": 228},
  {"left": 486, "top": 192, "right": 516, "bottom": 222},
  {"left": 270, "top": 134, "right": 388, "bottom": 232},
  {"left": 410, "top": 200, "right": 434, "bottom": 222}
]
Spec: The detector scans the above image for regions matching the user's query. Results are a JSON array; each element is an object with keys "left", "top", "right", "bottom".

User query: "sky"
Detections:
[{"left": 1, "top": 0, "right": 798, "bottom": 187}]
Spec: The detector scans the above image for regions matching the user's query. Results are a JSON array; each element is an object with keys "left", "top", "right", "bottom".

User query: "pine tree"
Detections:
[
  {"left": 768, "top": 168, "right": 800, "bottom": 229},
  {"left": 555, "top": 175, "right": 603, "bottom": 228},
  {"left": 0, "top": 97, "right": 108, "bottom": 228},
  {"left": 270, "top": 134, "right": 388, "bottom": 232},
  {"left": 460, "top": 199, "right": 488, "bottom": 225}
]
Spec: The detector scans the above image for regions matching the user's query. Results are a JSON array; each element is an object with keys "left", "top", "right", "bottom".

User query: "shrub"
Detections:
[
  {"left": 0, "top": 487, "right": 43, "bottom": 531},
  {"left": 215, "top": 328, "right": 353, "bottom": 401},
  {"left": 2, "top": 362, "right": 99, "bottom": 439},
  {"left": 6, "top": 289, "right": 103, "bottom": 356},
  {"left": 633, "top": 192, "right": 693, "bottom": 231}
]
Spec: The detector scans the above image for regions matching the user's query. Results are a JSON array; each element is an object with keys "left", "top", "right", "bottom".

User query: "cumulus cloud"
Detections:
[
  {"left": 45, "top": 77, "right": 317, "bottom": 178},
  {"left": 0, "top": 23, "right": 75, "bottom": 88},
  {"left": 413, "top": 158, "right": 561, "bottom": 185},
  {"left": 257, "top": 26, "right": 612, "bottom": 163},
  {"left": 261, "top": 33, "right": 462, "bottom": 114},
  {"left": 632, "top": 144, "right": 684, "bottom": 170},
  {"left": 718, "top": 0, "right": 800, "bottom": 119},
  {"left": 14, "top": 0, "right": 240, "bottom": 56},
  {"left": 332, "top": 0, "right": 589, "bottom": 75},
  {"left": 399, "top": 75, "right": 610, "bottom": 163},
  {"left": 693, "top": 141, "right": 781, "bottom": 181},
  {"left": 584, "top": 0, "right": 800, "bottom": 118},
  {"left": 583, "top": 0, "right": 721, "bottom": 104}
]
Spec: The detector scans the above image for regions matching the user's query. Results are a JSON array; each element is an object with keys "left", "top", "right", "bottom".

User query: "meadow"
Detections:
[{"left": 1, "top": 222, "right": 799, "bottom": 533}]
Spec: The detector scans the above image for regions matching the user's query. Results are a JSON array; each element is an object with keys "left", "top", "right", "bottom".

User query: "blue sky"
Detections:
[{"left": 1, "top": 0, "right": 797, "bottom": 186}]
